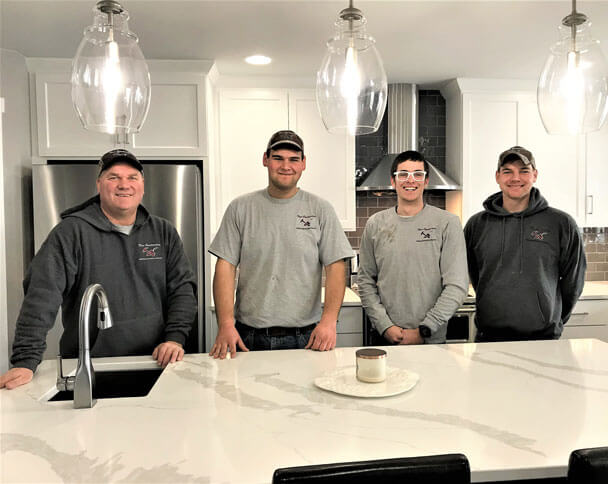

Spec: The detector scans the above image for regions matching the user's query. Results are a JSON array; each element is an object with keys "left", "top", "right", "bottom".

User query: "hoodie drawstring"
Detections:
[
  {"left": 519, "top": 215, "right": 524, "bottom": 274},
  {"left": 499, "top": 218, "right": 505, "bottom": 267}
]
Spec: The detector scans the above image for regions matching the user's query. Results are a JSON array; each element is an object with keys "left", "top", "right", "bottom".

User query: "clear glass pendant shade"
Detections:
[
  {"left": 538, "top": 18, "right": 608, "bottom": 135},
  {"left": 316, "top": 9, "right": 387, "bottom": 135},
  {"left": 72, "top": 2, "right": 151, "bottom": 134}
]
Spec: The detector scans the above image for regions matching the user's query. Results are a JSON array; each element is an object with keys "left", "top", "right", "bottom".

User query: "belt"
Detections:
[{"left": 236, "top": 321, "right": 317, "bottom": 337}]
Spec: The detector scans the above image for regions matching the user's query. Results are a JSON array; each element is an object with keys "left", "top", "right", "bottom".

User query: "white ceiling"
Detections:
[{"left": 3, "top": 0, "right": 608, "bottom": 86}]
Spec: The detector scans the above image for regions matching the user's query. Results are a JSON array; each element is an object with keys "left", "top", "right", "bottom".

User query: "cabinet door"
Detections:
[
  {"left": 585, "top": 122, "right": 608, "bottom": 227},
  {"left": 131, "top": 72, "right": 207, "bottom": 157},
  {"left": 215, "top": 88, "right": 288, "bottom": 231},
  {"left": 35, "top": 71, "right": 207, "bottom": 158},
  {"left": 288, "top": 90, "right": 356, "bottom": 231},
  {"left": 462, "top": 94, "right": 517, "bottom": 224},
  {"left": 35, "top": 72, "right": 114, "bottom": 157},
  {"left": 518, "top": 96, "right": 584, "bottom": 225}
]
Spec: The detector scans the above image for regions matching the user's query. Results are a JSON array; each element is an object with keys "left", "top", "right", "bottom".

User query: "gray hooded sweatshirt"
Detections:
[
  {"left": 464, "top": 187, "right": 586, "bottom": 341},
  {"left": 11, "top": 195, "right": 197, "bottom": 372}
]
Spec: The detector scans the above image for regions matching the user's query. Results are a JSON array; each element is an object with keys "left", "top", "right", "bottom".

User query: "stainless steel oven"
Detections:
[{"left": 446, "top": 295, "right": 476, "bottom": 343}]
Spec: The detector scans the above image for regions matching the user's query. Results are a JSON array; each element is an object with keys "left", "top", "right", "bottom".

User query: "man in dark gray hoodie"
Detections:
[
  {"left": 464, "top": 146, "right": 586, "bottom": 342},
  {"left": 0, "top": 149, "right": 197, "bottom": 389}
]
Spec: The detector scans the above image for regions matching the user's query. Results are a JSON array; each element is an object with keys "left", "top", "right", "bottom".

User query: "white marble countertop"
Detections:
[{"left": 2, "top": 339, "right": 608, "bottom": 483}]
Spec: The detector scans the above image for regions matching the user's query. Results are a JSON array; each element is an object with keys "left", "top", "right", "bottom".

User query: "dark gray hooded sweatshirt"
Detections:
[
  {"left": 464, "top": 187, "right": 586, "bottom": 341},
  {"left": 11, "top": 195, "right": 197, "bottom": 372}
]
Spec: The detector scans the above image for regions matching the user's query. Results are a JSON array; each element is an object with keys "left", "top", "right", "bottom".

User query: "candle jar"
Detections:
[{"left": 356, "top": 348, "right": 387, "bottom": 383}]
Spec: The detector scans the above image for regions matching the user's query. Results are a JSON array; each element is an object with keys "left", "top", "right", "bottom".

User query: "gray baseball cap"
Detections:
[
  {"left": 98, "top": 149, "right": 144, "bottom": 177},
  {"left": 266, "top": 130, "right": 304, "bottom": 156},
  {"left": 497, "top": 146, "right": 536, "bottom": 170}
]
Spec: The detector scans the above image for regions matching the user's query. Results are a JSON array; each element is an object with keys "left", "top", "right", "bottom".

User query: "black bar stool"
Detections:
[
  {"left": 568, "top": 447, "right": 608, "bottom": 483},
  {"left": 273, "top": 453, "right": 470, "bottom": 484}
]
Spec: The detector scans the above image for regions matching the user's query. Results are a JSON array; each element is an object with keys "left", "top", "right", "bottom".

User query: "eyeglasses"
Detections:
[{"left": 393, "top": 170, "right": 427, "bottom": 182}]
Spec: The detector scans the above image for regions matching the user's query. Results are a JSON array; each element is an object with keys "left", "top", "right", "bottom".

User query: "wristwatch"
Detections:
[{"left": 418, "top": 325, "right": 432, "bottom": 339}]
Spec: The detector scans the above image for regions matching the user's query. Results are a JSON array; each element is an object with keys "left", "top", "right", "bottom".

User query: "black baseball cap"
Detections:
[
  {"left": 98, "top": 149, "right": 144, "bottom": 177},
  {"left": 498, "top": 146, "right": 536, "bottom": 170},
  {"left": 266, "top": 130, "right": 304, "bottom": 156}
]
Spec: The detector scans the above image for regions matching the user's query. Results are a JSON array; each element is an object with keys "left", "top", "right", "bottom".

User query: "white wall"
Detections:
[
  {"left": 0, "top": 95, "right": 7, "bottom": 373},
  {"left": 0, "top": 49, "right": 34, "bottom": 367}
]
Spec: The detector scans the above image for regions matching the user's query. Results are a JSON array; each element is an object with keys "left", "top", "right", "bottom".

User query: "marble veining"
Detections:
[
  {"left": 496, "top": 351, "right": 608, "bottom": 375},
  {"left": 1, "top": 433, "right": 209, "bottom": 483},
  {"left": 444, "top": 343, "right": 608, "bottom": 393}
]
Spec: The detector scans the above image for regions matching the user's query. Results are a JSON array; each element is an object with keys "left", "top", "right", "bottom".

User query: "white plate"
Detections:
[{"left": 314, "top": 366, "right": 419, "bottom": 398}]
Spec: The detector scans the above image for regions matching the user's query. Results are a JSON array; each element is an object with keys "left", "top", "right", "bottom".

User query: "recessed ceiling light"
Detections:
[{"left": 245, "top": 55, "right": 272, "bottom": 66}]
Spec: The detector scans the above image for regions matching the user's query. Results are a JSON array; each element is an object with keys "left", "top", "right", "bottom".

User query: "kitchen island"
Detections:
[{"left": 2, "top": 339, "right": 608, "bottom": 483}]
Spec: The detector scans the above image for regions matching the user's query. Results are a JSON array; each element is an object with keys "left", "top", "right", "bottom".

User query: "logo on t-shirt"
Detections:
[
  {"left": 416, "top": 227, "right": 437, "bottom": 242},
  {"left": 138, "top": 243, "right": 163, "bottom": 260},
  {"left": 296, "top": 215, "right": 318, "bottom": 230}
]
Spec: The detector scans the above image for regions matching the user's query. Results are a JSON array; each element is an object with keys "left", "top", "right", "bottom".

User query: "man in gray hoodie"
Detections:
[
  {"left": 464, "top": 146, "right": 586, "bottom": 342},
  {"left": 0, "top": 149, "right": 197, "bottom": 390}
]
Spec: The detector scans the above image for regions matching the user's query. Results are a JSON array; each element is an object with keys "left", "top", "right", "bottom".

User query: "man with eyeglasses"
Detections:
[
  {"left": 358, "top": 150, "right": 468, "bottom": 345},
  {"left": 464, "top": 146, "right": 586, "bottom": 342},
  {"left": 208, "top": 130, "right": 354, "bottom": 358}
]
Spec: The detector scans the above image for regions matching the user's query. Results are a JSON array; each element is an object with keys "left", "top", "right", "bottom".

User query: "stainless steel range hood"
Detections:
[{"left": 356, "top": 84, "right": 460, "bottom": 191}]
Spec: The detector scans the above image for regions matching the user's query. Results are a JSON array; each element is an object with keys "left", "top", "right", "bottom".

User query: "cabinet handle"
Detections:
[
  {"left": 572, "top": 312, "right": 589, "bottom": 316},
  {"left": 586, "top": 195, "right": 593, "bottom": 214}
]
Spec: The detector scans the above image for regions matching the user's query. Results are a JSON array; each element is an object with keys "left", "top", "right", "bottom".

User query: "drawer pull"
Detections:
[{"left": 572, "top": 312, "right": 590, "bottom": 316}]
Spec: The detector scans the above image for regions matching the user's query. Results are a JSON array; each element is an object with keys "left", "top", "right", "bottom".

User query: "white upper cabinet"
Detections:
[
  {"left": 585, "top": 122, "right": 608, "bottom": 227},
  {"left": 31, "top": 60, "right": 210, "bottom": 158},
  {"left": 213, "top": 88, "right": 355, "bottom": 232},
  {"left": 442, "top": 79, "right": 585, "bottom": 226}
]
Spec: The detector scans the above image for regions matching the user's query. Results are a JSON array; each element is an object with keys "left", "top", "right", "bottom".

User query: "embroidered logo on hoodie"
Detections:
[
  {"left": 529, "top": 230, "right": 549, "bottom": 241},
  {"left": 139, "top": 243, "right": 163, "bottom": 260}
]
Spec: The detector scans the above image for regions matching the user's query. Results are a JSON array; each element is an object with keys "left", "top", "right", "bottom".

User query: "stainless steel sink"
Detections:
[{"left": 48, "top": 368, "right": 163, "bottom": 401}]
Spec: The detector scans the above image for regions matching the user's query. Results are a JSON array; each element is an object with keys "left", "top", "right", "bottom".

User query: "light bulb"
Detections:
[
  {"left": 102, "top": 39, "right": 123, "bottom": 134},
  {"left": 340, "top": 43, "right": 361, "bottom": 135},
  {"left": 563, "top": 50, "right": 584, "bottom": 134}
]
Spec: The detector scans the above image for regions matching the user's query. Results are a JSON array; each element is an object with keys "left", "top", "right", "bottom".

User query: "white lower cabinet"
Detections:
[
  {"left": 337, "top": 306, "right": 363, "bottom": 347},
  {"left": 562, "top": 299, "right": 608, "bottom": 342},
  {"left": 214, "top": 88, "right": 355, "bottom": 233}
]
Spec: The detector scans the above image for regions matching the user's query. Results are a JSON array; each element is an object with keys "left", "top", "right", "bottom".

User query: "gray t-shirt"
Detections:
[
  {"left": 357, "top": 204, "right": 468, "bottom": 343},
  {"left": 209, "top": 189, "right": 354, "bottom": 328}
]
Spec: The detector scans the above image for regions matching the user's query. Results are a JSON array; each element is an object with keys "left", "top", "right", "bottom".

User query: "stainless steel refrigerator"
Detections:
[{"left": 32, "top": 162, "right": 204, "bottom": 359}]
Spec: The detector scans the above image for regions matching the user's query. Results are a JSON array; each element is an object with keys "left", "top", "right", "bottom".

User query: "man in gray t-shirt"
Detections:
[
  {"left": 358, "top": 150, "right": 468, "bottom": 344},
  {"left": 209, "top": 130, "right": 354, "bottom": 359}
]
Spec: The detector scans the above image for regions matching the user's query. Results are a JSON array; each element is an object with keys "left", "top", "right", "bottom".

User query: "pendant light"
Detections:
[
  {"left": 537, "top": 0, "right": 608, "bottom": 135},
  {"left": 72, "top": 0, "right": 151, "bottom": 135},
  {"left": 316, "top": 1, "right": 387, "bottom": 136}
]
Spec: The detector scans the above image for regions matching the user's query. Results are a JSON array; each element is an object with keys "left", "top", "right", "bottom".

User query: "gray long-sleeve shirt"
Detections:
[{"left": 357, "top": 205, "right": 468, "bottom": 343}]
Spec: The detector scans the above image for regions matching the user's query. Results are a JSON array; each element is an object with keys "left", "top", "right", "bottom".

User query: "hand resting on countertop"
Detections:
[{"left": 0, "top": 367, "right": 33, "bottom": 390}]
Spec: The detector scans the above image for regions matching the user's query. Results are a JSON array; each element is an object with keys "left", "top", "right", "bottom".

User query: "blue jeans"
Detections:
[{"left": 236, "top": 321, "right": 316, "bottom": 351}]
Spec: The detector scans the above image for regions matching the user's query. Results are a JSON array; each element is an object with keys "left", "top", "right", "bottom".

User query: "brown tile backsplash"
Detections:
[
  {"left": 581, "top": 228, "right": 607, "bottom": 282},
  {"left": 345, "top": 191, "right": 446, "bottom": 251}
]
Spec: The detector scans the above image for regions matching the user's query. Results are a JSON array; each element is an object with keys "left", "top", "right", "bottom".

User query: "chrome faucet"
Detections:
[{"left": 56, "top": 283, "right": 113, "bottom": 408}]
